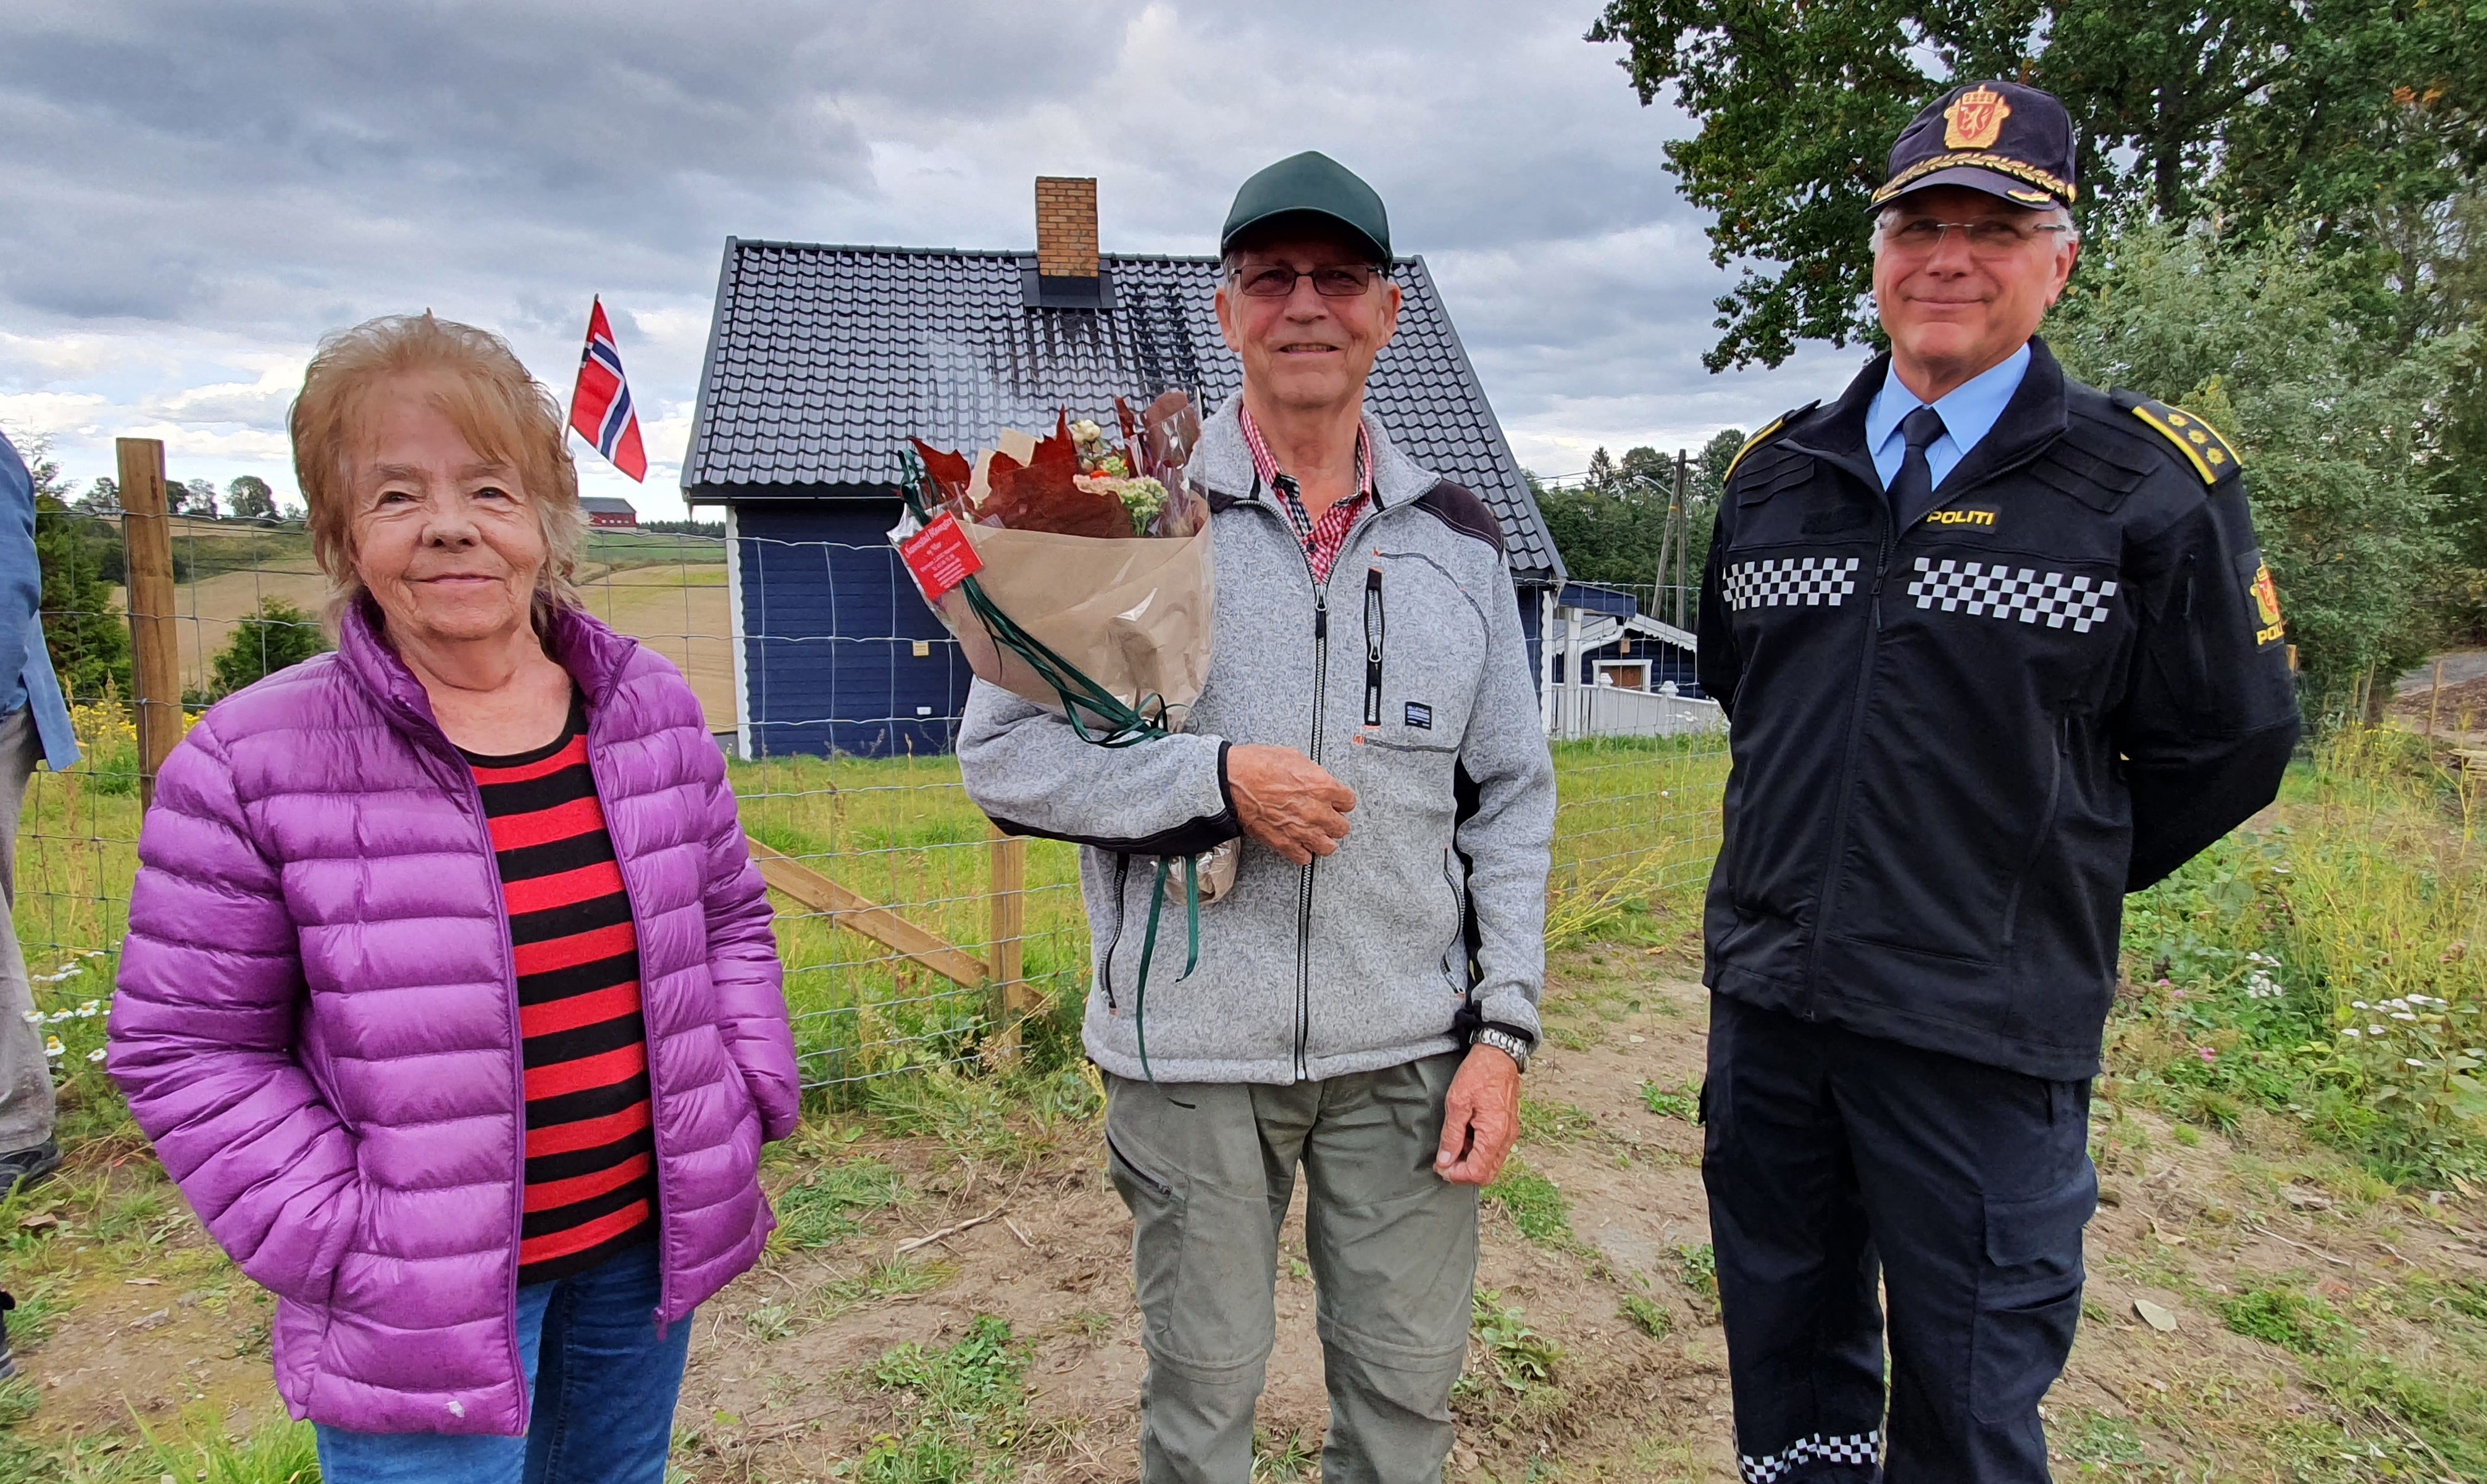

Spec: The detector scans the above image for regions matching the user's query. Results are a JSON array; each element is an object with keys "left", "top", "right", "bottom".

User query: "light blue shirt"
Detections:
[{"left": 1865, "top": 342, "right": 2032, "bottom": 492}]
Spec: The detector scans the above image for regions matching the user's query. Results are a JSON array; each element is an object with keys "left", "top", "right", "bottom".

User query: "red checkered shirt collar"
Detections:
[{"left": 1238, "top": 404, "right": 1376, "bottom": 585}]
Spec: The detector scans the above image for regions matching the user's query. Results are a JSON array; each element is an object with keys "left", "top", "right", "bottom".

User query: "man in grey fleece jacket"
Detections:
[{"left": 959, "top": 152, "right": 1555, "bottom": 1484}]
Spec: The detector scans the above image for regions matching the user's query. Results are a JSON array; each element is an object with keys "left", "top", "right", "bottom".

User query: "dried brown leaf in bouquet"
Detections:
[
  {"left": 908, "top": 438, "right": 976, "bottom": 516},
  {"left": 984, "top": 412, "right": 1135, "bottom": 539}
]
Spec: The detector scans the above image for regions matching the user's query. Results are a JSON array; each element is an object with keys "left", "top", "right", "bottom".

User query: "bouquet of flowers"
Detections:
[
  {"left": 893, "top": 393, "right": 1228, "bottom": 1078},
  {"left": 893, "top": 391, "right": 1213, "bottom": 744}
]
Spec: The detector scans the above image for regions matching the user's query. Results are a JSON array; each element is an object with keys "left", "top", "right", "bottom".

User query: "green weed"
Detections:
[
  {"left": 816, "top": 1256, "right": 952, "bottom": 1319},
  {"left": 2056, "top": 1406, "right": 2149, "bottom": 1467},
  {"left": 2219, "top": 1280, "right": 2351, "bottom": 1355},
  {"left": 1484, "top": 1160, "right": 1572, "bottom": 1246},
  {"left": 1618, "top": 1291, "right": 1673, "bottom": 1339},
  {"left": 0, "top": 1378, "right": 36, "bottom": 1430},
  {"left": 856, "top": 1313, "right": 1030, "bottom": 1481},
  {"left": 1517, "top": 1099, "right": 1597, "bottom": 1144},
  {"left": 1253, "top": 1427, "right": 1319, "bottom": 1481},
  {"left": 1676, "top": 1242, "right": 1719, "bottom": 1304},
  {"left": 1471, "top": 1290, "right": 1561, "bottom": 1393},
  {"left": 746, "top": 1303, "right": 797, "bottom": 1341},
  {"left": 1639, "top": 1080, "right": 1700, "bottom": 1121},
  {"left": 772, "top": 1158, "right": 908, "bottom": 1249}
]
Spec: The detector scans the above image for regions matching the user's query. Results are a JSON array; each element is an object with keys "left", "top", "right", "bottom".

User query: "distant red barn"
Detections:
[{"left": 580, "top": 496, "right": 638, "bottom": 529}]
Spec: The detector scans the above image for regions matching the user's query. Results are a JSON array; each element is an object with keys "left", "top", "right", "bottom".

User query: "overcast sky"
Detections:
[{"left": 0, "top": 0, "right": 1871, "bottom": 521}]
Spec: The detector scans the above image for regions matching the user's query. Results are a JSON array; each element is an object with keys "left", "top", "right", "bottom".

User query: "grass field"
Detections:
[{"left": 16, "top": 702, "right": 1728, "bottom": 1132}]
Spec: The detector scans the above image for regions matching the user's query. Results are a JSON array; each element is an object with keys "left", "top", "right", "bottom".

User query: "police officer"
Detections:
[{"left": 1695, "top": 81, "right": 2299, "bottom": 1480}]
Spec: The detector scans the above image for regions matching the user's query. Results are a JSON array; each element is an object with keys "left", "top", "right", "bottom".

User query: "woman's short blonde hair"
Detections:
[{"left": 290, "top": 312, "right": 582, "bottom": 626}]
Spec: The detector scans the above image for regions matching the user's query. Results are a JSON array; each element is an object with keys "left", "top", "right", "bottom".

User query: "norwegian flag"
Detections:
[{"left": 568, "top": 298, "right": 648, "bottom": 481}]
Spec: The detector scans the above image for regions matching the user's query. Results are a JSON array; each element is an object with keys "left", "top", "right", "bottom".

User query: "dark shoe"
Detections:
[
  {"left": 0, "top": 1139, "right": 59, "bottom": 1196},
  {"left": 0, "top": 1290, "right": 15, "bottom": 1380}
]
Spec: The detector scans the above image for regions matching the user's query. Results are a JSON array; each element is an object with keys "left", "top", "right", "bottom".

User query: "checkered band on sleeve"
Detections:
[
  {"left": 1723, "top": 556, "right": 1863, "bottom": 611},
  {"left": 1739, "top": 1430, "right": 1884, "bottom": 1483},
  {"left": 1907, "top": 557, "right": 2120, "bottom": 632}
]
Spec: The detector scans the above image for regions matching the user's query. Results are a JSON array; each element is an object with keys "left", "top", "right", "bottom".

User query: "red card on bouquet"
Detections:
[{"left": 900, "top": 512, "right": 984, "bottom": 601}]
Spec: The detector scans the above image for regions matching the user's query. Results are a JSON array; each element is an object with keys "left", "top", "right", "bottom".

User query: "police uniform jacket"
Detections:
[{"left": 1697, "top": 337, "right": 2299, "bottom": 1080}]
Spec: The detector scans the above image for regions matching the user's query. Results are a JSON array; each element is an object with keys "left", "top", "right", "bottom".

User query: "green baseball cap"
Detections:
[{"left": 1220, "top": 151, "right": 1391, "bottom": 262}]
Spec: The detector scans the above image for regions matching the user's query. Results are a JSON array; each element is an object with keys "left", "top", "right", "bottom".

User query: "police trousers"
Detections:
[
  {"left": 1702, "top": 994, "right": 2097, "bottom": 1483},
  {"left": 1103, "top": 1055, "right": 1478, "bottom": 1484}
]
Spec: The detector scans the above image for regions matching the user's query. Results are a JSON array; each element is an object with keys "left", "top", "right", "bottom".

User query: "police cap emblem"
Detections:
[{"left": 1872, "top": 79, "right": 2078, "bottom": 212}]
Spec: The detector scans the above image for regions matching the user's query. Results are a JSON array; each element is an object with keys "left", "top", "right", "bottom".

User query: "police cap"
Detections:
[{"left": 1871, "top": 80, "right": 2078, "bottom": 213}]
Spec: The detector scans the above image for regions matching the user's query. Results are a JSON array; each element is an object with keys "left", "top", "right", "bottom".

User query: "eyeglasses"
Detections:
[
  {"left": 1229, "top": 264, "right": 1384, "bottom": 298},
  {"left": 1885, "top": 217, "right": 2074, "bottom": 257}
]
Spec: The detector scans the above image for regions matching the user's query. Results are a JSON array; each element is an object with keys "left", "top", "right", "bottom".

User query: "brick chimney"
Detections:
[{"left": 1035, "top": 177, "right": 1100, "bottom": 279}]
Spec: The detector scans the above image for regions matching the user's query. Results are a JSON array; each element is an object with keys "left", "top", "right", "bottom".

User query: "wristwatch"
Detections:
[{"left": 1471, "top": 1026, "right": 1532, "bottom": 1073}]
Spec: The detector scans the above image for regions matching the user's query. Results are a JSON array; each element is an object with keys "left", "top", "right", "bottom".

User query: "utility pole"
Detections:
[
  {"left": 1650, "top": 469, "right": 1676, "bottom": 632},
  {"left": 1671, "top": 449, "right": 1691, "bottom": 628}
]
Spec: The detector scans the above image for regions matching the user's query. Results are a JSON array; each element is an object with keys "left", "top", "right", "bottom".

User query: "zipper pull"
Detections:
[{"left": 1314, "top": 598, "right": 1327, "bottom": 641}]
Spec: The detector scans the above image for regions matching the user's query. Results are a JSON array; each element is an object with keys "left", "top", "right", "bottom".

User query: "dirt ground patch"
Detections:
[{"left": 8, "top": 951, "right": 2487, "bottom": 1482}]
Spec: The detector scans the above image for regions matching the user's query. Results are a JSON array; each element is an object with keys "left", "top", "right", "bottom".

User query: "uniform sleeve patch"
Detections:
[
  {"left": 2131, "top": 400, "right": 2241, "bottom": 485},
  {"left": 2238, "top": 548, "right": 2286, "bottom": 646}
]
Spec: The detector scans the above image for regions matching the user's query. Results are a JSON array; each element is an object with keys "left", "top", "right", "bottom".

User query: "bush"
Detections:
[
  {"left": 209, "top": 598, "right": 328, "bottom": 698},
  {"left": 2113, "top": 727, "right": 2487, "bottom": 1184}
]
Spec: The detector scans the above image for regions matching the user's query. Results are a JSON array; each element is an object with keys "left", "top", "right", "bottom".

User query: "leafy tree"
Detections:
[
  {"left": 209, "top": 597, "right": 328, "bottom": 698},
  {"left": 178, "top": 478, "right": 219, "bottom": 519},
  {"left": 2047, "top": 220, "right": 2473, "bottom": 711},
  {"left": 226, "top": 475, "right": 277, "bottom": 522},
  {"left": 33, "top": 496, "right": 132, "bottom": 702},
  {"left": 1584, "top": 0, "right": 2486, "bottom": 369},
  {"left": 76, "top": 477, "right": 119, "bottom": 514}
]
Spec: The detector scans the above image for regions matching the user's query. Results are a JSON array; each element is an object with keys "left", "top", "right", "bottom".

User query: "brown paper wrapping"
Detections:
[{"left": 934, "top": 521, "right": 1215, "bottom": 728}]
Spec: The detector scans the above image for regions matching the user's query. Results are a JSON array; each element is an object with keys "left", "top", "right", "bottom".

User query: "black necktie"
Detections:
[{"left": 1888, "top": 404, "right": 1948, "bottom": 525}]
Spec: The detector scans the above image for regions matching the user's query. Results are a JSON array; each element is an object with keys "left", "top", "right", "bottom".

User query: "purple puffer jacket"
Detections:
[{"left": 107, "top": 601, "right": 799, "bottom": 1436}]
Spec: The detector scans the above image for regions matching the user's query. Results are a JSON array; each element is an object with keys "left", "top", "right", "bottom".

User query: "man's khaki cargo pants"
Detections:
[{"left": 1103, "top": 1054, "right": 1478, "bottom": 1484}]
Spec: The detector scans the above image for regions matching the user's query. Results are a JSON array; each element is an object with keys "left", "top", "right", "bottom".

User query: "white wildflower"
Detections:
[
  {"left": 85, "top": 1048, "right": 104, "bottom": 1064},
  {"left": 2407, "top": 1059, "right": 2428, "bottom": 1069},
  {"left": 2343, "top": 1028, "right": 2363, "bottom": 1038},
  {"left": 2372, "top": 1025, "right": 2389, "bottom": 1036},
  {"left": 42, "top": 1036, "right": 62, "bottom": 1059},
  {"left": 2352, "top": 1001, "right": 2371, "bottom": 1010},
  {"left": 2393, "top": 1012, "right": 2418, "bottom": 1022}
]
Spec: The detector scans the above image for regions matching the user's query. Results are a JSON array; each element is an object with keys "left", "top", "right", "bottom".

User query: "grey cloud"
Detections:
[{"left": 0, "top": 0, "right": 1875, "bottom": 505}]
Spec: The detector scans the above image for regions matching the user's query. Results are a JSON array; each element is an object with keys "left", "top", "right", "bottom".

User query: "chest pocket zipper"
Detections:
[{"left": 1364, "top": 565, "right": 1384, "bottom": 728}]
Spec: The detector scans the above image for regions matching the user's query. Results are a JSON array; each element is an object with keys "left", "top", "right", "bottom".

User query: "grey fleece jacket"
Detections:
[{"left": 958, "top": 399, "right": 1555, "bottom": 1085}]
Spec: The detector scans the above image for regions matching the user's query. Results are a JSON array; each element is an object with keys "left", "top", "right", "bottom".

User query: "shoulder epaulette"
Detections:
[
  {"left": 2121, "top": 394, "right": 2241, "bottom": 485},
  {"left": 1722, "top": 401, "right": 1817, "bottom": 486}
]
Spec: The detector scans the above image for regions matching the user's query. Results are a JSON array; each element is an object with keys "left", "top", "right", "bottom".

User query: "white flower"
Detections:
[
  {"left": 2393, "top": 1012, "right": 2418, "bottom": 1022},
  {"left": 42, "top": 1036, "right": 62, "bottom": 1059},
  {"left": 19, "top": 1010, "right": 38, "bottom": 1025},
  {"left": 2249, "top": 952, "right": 2280, "bottom": 967},
  {"left": 76, "top": 999, "right": 99, "bottom": 1018},
  {"left": 2372, "top": 1025, "right": 2389, "bottom": 1035},
  {"left": 2407, "top": 1059, "right": 2428, "bottom": 1069},
  {"left": 85, "top": 1048, "right": 104, "bottom": 1064},
  {"left": 2343, "top": 1028, "right": 2364, "bottom": 1038},
  {"left": 2352, "top": 1001, "right": 2371, "bottom": 1010}
]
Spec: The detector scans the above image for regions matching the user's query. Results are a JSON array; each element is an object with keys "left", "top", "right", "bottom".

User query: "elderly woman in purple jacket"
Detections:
[{"left": 106, "top": 313, "right": 798, "bottom": 1483}]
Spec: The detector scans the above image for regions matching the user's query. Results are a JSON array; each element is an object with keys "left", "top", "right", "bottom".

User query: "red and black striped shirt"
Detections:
[{"left": 463, "top": 693, "right": 658, "bottom": 1285}]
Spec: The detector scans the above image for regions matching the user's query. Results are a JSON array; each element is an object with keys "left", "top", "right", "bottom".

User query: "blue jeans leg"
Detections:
[
  {"left": 524, "top": 1243, "right": 693, "bottom": 1484},
  {"left": 312, "top": 1244, "right": 691, "bottom": 1484}
]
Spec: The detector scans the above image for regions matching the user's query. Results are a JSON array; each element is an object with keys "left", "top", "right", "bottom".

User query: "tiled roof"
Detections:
[{"left": 682, "top": 241, "right": 1563, "bottom": 579}]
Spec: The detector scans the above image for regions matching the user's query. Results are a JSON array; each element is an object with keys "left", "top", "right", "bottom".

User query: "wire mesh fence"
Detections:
[{"left": 15, "top": 465, "right": 1730, "bottom": 1109}]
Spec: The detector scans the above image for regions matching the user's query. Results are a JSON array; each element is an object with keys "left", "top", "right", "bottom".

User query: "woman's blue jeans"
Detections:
[{"left": 313, "top": 1243, "right": 693, "bottom": 1484}]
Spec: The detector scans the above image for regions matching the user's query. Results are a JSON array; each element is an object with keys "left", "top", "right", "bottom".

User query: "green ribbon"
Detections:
[{"left": 901, "top": 451, "right": 1202, "bottom": 1082}]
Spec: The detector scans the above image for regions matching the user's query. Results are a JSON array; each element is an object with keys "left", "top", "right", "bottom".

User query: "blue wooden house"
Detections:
[{"left": 680, "top": 177, "right": 1567, "bottom": 758}]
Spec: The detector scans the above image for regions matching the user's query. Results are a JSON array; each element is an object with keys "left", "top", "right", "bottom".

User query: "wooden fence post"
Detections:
[
  {"left": 117, "top": 439, "right": 181, "bottom": 809},
  {"left": 985, "top": 825, "right": 1029, "bottom": 1064}
]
